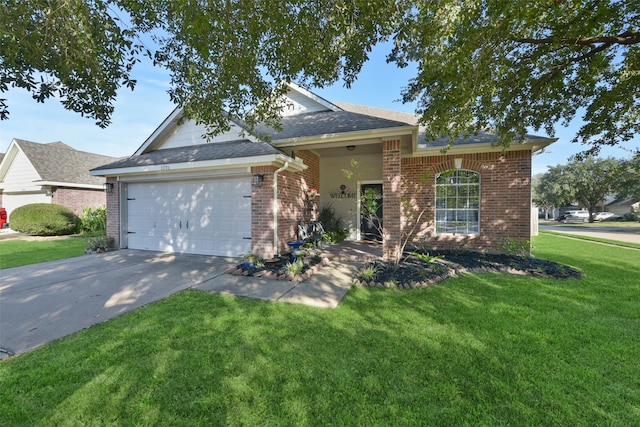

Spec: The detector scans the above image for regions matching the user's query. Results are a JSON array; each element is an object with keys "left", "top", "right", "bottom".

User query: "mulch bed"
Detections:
[
  {"left": 354, "top": 250, "right": 583, "bottom": 289},
  {"left": 228, "top": 248, "right": 583, "bottom": 288},
  {"left": 227, "top": 253, "right": 330, "bottom": 282}
]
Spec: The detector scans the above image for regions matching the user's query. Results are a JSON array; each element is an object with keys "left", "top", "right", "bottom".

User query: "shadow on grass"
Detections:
[{"left": 1, "top": 235, "right": 639, "bottom": 425}]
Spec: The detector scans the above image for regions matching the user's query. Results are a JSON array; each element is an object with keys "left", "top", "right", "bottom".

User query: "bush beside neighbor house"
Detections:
[{"left": 9, "top": 203, "right": 78, "bottom": 236}]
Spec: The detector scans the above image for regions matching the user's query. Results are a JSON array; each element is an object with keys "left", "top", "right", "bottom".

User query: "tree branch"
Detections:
[{"left": 515, "top": 31, "right": 640, "bottom": 46}]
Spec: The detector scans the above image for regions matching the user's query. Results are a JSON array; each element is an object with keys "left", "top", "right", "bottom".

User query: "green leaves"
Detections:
[{"left": 1, "top": 0, "right": 638, "bottom": 152}]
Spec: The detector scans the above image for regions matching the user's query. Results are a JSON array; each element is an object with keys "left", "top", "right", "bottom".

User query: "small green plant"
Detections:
[
  {"left": 284, "top": 259, "right": 304, "bottom": 275},
  {"left": 243, "top": 253, "right": 262, "bottom": 266},
  {"left": 500, "top": 237, "right": 530, "bottom": 257},
  {"left": 359, "top": 264, "right": 379, "bottom": 281},
  {"left": 322, "top": 229, "right": 349, "bottom": 243},
  {"left": 412, "top": 251, "right": 445, "bottom": 263},
  {"left": 9, "top": 203, "right": 78, "bottom": 236},
  {"left": 86, "top": 235, "right": 114, "bottom": 252},
  {"left": 77, "top": 206, "right": 106, "bottom": 234}
]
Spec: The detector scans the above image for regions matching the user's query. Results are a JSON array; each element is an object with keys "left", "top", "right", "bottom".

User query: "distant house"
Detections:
[
  {"left": 0, "top": 139, "right": 119, "bottom": 219},
  {"left": 92, "top": 82, "right": 556, "bottom": 259},
  {"left": 606, "top": 198, "right": 639, "bottom": 218}
]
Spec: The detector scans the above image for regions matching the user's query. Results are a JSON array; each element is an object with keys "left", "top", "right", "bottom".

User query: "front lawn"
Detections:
[
  {"left": 0, "top": 235, "right": 88, "bottom": 269},
  {"left": 1, "top": 234, "right": 639, "bottom": 425}
]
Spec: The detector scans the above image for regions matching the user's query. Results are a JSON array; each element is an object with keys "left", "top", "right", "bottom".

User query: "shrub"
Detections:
[
  {"left": 77, "top": 206, "right": 106, "bottom": 234},
  {"left": 9, "top": 203, "right": 78, "bottom": 236},
  {"left": 86, "top": 235, "right": 115, "bottom": 252},
  {"left": 318, "top": 203, "right": 343, "bottom": 231},
  {"left": 284, "top": 259, "right": 304, "bottom": 275}
]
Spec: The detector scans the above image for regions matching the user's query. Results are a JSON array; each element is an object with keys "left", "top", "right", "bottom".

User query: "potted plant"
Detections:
[{"left": 243, "top": 253, "right": 261, "bottom": 267}]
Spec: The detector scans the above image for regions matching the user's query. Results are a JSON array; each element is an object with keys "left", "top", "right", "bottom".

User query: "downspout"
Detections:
[{"left": 273, "top": 161, "right": 290, "bottom": 257}]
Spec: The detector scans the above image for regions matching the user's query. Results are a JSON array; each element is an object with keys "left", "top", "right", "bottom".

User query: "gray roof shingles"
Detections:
[
  {"left": 92, "top": 139, "right": 285, "bottom": 171},
  {"left": 15, "top": 139, "right": 119, "bottom": 186},
  {"left": 254, "top": 110, "right": 412, "bottom": 141}
]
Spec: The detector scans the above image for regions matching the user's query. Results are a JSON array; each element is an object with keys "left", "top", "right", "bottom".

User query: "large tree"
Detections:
[
  {"left": 615, "top": 152, "right": 640, "bottom": 202},
  {"left": 1, "top": 1, "right": 638, "bottom": 150},
  {"left": 563, "top": 157, "right": 622, "bottom": 221},
  {"left": 533, "top": 169, "right": 574, "bottom": 219}
]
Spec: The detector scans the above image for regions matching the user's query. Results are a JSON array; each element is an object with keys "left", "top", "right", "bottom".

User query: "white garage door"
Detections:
[{"left": 126, "top": 177, "right": 252, "bottom": 256}]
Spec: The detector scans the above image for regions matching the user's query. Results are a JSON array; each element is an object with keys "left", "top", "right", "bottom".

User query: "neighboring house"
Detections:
[
  {"left": 91, "top": 83, "right": 556, "bottom": 259},
  {"left": 0, "top": 139, "right": 118, "bottom": 219},
  {"left": 606, "top": 198, "right": 639, "bottom": 218}
]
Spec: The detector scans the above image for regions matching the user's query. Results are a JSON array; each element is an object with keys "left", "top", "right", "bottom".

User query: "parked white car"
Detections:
[
  {"left": 558, "top": 210, "right": 590, "bottom": 223},
  {"left": 594, "top": 212, "right": 620, "bottom": 221}
]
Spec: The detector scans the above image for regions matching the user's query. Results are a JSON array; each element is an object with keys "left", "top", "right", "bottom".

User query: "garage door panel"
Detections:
[{"left": 127, "top": 178, "right": 251, "bottom": 256}]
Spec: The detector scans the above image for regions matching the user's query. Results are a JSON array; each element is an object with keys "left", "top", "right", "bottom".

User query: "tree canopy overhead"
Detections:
[{"left": 1, "top": 1, "right": 638, "bottom": 153}]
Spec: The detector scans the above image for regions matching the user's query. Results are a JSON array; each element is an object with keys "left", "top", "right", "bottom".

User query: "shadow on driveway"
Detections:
[{"left": 0, "top": 250, "right": 237, "bottom": 359}]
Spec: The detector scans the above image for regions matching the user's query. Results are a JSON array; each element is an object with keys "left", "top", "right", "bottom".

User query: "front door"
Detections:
[{"left": 360, "top": 183, "right": 383, "bottom": 241}]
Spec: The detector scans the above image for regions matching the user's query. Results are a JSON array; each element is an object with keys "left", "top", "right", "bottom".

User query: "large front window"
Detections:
[{"left": 435, "top": 170, "right": 480, "bottom": 235}]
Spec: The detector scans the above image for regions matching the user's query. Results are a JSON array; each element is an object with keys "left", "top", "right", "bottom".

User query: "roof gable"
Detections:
[
  {"left": 0, "top": 139, "right": 119, "bottom": 187},
  {"left": 134, "top": 82, "right": 344, "bottom": 155}
]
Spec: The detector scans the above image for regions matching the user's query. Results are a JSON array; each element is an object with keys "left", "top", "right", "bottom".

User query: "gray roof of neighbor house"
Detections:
[
  {"left": 334, "top": 102, "right": 551, "bottom": 147},
  {"left": 14, "top": 139, "right": 119, "bottom": 186},
  {"left": 253, "top": 110, "right": 413, "bottom": 141},
  {"left": 91, "top": 139, "right": 286, "bottom": 171}
]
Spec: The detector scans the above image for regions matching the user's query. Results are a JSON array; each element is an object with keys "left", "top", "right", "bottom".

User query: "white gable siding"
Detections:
[
  {"left": 2, "top": 149, "right": 42, "bottom": 192},
  {"left": 280, "top": 90, "right": 331, "bottom": 117},
  {"left": 158, "top": 120, "right": 251, "bottom": 150}
]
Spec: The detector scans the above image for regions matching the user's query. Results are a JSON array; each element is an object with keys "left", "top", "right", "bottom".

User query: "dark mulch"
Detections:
[
  {"left": 227, "top": 253, "right": 328, "bottom": 282},
  {"left": 355, "top": 250, "right": 583, "bottom": 289}
]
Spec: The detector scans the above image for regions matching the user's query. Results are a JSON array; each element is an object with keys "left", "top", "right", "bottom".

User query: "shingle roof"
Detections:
[
  {"left": 334, "top": 102, "right": 549, "bottom": 147},
  {"left": 92, "top": 139, "right": 285, "bottom": 171},
  {"left": 14, "top": 139, "right": 119, "bottom": 186},
  {"left": 253, "top": 110, "right": 412, "bottom": 141}
]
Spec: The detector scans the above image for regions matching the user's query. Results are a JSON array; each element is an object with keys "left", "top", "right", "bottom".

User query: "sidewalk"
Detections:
[{"left": 195, "top": 259, "right": 360, "bottom": 309}]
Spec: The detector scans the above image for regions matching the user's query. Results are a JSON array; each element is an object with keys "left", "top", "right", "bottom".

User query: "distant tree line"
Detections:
[{"left": 533, "top": 154, "right": 640, "bottom": 222}]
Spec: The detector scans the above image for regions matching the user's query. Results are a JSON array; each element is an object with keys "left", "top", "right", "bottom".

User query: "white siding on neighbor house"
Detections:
[
  {"left": 280, "top": 90, "right": 331, "bottom": 117},
  {"left": 2, "top": 149, "right": 42, "bottom": 192},
  {"left": 3, "top": 193, "right": 50, "bottom": 220},
  {"left": 158, "top": 120, "right": 251, "bottom": 150}
]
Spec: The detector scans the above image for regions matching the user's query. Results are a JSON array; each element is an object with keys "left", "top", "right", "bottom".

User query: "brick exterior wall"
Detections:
[
  {"left": 51, "top": 187, "right": 106, "bottom": 215},
  {"left": 382, "top": 140, "right": 402, "bottom": 260},
  {"left": 105, "top": 177, "right": 120, "bottom": 248},
  {"left": 250, "top": 150, "right": 320, "bottom": 258},
  {"left": 401, "top": 150, "right": 532, "bottom": 252}
]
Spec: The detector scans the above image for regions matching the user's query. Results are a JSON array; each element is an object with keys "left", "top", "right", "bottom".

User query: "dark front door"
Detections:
[{"left": 360, "top": 183, "right": 383, "bottom": 241}]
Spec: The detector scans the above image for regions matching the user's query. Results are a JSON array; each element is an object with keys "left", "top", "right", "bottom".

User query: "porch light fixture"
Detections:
[
  {"left": 454, "top": 158, "right": 463, "bottom": 169},
  {"left": 252, "top": 174, "right": 264, "bottom": 187},
  {"left": 103, "top": 182, "right": 114, "bottom": 193},
  {"left": 346, "top": 145, "right": 356, "bottom": 151}
]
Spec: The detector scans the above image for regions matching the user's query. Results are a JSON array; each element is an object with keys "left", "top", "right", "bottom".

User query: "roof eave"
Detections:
[
  {"left": 34, "top": 181, "right": 104, "bottom": 190},
  {"left": 272, "top": 125, "right": 416, "bottom": 148},
  {"left": 91, "top": 153, "right": 305, "bottom": 177},
  {"left": 410, "top": 137, "right": 558, "bottom": 157}
]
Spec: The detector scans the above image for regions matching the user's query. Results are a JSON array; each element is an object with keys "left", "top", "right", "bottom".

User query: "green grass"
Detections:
[
  {"left": 540, "top": 230, "right": 640, "bottom": 249},
  {"left": 0, "top": 235, "right": 88, "bottom": 269},
  {"left": 1, "top": 234, "right": 639, "bottom": 425}
]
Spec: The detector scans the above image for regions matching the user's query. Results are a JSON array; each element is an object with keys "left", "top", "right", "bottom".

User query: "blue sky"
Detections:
[{"left": 1, "top": 43, "right": 637, "bottom": 176}]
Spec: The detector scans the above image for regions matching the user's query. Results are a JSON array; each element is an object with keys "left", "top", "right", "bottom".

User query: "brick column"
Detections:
[
  {"left": 251, "top": 166, "right": 276, "bottom": 258},
  {"left": 382, "top": 139, "right": 402, "bottom": 261},
  {"left": 105, "top": 177, "right": 120, "bottom": 248}
]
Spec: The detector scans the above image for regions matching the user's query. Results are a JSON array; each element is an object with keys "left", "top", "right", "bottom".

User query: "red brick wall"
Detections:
[
  {"left": 382, "top": 140, "right": 402, "bottom": 260},
  {"left": 250, "top": 151, "right": 320, "bottom": 258},
  {"left": 105, "top": 178, "right": 120, "bottom": 248},
  {"left": 401, "top": 150, "right": 532, "bottom": 252},
  {"left": 52, "top": 187, "right": 106, "bottom": 215}
]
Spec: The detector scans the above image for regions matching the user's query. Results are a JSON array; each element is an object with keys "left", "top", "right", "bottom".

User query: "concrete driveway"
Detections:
[{"left": 0, "top": 250, "right": 237, "bottom": 359}]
